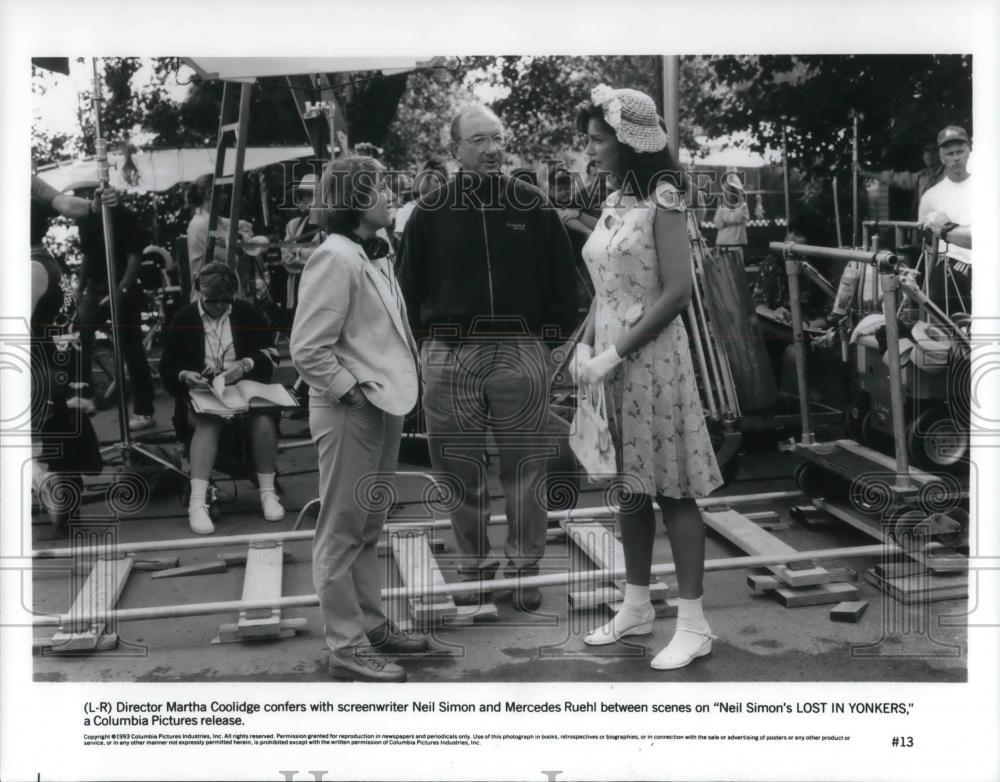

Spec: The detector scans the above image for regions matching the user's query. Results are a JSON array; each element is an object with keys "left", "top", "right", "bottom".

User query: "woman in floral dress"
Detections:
[{"left": 573, "top": 85, "right": 724, "bottom": 670}]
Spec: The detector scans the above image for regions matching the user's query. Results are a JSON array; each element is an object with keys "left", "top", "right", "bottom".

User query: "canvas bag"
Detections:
[{"left": 569, "top": 381, "right": 617, "bottom": 480}]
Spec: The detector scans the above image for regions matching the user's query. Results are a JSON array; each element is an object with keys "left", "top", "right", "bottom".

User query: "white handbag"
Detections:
[{"left": 569, "top": 383, "right": 617, "bottom": 481}]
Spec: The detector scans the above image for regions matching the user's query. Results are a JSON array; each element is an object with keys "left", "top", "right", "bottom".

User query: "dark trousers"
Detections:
[
  {"left": 420, "top": 338, "right": 553, "bottom": 576},
  {"left": 77, "top": 285, "right": 156, "bottom": 415}
]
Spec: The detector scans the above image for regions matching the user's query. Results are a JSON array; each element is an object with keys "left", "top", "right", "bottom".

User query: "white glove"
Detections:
[
  {"left": 568, "top": 342, "right": 593, "bottom": 383},
  {"left": 579, "top": 346, "right": 624, "bottom": 386}
]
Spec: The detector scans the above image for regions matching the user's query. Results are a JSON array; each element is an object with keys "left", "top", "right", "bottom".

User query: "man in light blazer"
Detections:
[{"left": 291, "top": 156, "right": 427, "bottom": 683}]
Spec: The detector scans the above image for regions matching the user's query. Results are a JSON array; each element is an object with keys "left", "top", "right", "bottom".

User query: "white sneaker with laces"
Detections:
[
  {"left": 260, "top": 491, "right": 285, "bottom": 522},
  {"left": 188, "top": 504, "right": 215, "bottom": 535},
  {"left": 128, "top": 413, "right": 155, "bottom": 431}
]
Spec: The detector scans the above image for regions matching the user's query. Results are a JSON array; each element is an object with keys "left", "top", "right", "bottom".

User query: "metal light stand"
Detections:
[
  {"left": 772, "top": 242, "right": 901, "bottom": 447},
  {"left": 90, "top": 58, "right": 184, "bottom": 479},
  {"left": 877, "top": 259, "right": 912, "bottom": 491}
]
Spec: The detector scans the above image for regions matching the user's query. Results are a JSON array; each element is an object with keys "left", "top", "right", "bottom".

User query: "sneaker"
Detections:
[
  {"left": 367, "top": 621, "right": 429, "bottom": 653},
  {"left": 128, "top": 413, "right": 155, "bottom": 431},
  {"left": 452, "top": 563, "right": 498, "bottom": 607},
  {"left": 188, "top": 504, "right": 215, "bottom": 535},
  {"left": 66, "top": 395, "right": 97, "bottom": 416},
  {"left": 260, "top": 491, "right": 285, "bottom": 522},
  {"left": 328, "top": 648, "right": 406, "bottom": 683}
]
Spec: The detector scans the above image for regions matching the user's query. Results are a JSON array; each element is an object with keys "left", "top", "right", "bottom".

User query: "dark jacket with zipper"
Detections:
[{"left": 397, "top": 172, "right": 579, "bottom": 344}]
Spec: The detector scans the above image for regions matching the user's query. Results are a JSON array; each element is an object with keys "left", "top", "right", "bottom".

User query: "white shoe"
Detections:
[
  {"left": 650, "top": 626, "right": 716, "bottom": 670},
  {"left": 584, "top": 605, "right": 655, "bottom": 646},
  {"left": 128, "top": 413, "right": 155, "bottom": 431},
  {"left": 66, "top": 396, "right": 97, "bottom": 415},
  {"left": 188, "top": 503, "right": 215, "bottom": 535},
  {"left": 260, "top": 491, "right": 285, "bottom": 522}
]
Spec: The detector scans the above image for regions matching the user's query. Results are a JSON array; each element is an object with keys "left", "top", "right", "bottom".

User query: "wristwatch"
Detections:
[
  {"left": 241, "top": 358, "right": 254, "bottom": 373},
  {"left": 940, "top": 222, "right": 959, "bottom": 242}
]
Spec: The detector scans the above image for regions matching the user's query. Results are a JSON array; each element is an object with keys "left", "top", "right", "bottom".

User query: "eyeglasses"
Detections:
[
  {"left": 461, "top": 134, "right": 507, "bottom": 150},
  {"left": 203, "top": 297, "right": 234, "bottom": 306}
]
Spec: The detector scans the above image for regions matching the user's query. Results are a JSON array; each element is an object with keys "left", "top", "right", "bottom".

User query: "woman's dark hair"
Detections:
[
  {"left": 31, "top": 199, "right": 50, "bottom": 246},
  {"left": 186, "top": 173, "right": 213, "bottom": 212},
  {"left": 315, "top": 156, "right": 383, "bottom": 236},
  {"left": 575, "top": 103, "right": 686, "bottom": 201}
]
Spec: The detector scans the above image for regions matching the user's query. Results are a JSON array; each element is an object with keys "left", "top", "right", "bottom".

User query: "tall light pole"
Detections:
[{"left": 661, "top": 55, "right": 680, "bottom": 161}]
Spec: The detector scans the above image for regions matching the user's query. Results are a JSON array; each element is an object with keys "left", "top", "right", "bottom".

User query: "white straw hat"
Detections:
[{"left": 590, "top": 84, "right": 669, "bottom": 153}]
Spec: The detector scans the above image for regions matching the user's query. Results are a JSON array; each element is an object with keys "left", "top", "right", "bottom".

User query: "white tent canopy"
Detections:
[
  {"left": 35, "top": 146, "right": 315, "bottom": 194},
  {"left": 680, "top": 132, "right": 783, "bottom": 169},
  {"left": 184, "top": 57, "right": 425, "bottom": 82}
]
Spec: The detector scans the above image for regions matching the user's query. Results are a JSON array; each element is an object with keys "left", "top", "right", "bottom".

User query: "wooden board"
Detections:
[
  {"left": 830, "top": 601, "right": 869, "bottom": 622},
  {"left": 864, "top": 568, "right": 968, "bottom": 604},
  {"left": 388, "top": 529, "right": 458, "bottom": 624},
  {"left": 774, "top": 582, "right": 860, "bottom": 608},
  {"left": 237, "top": 542, "right": 284, "bottom": 636},
  {"left": 812, "top": 498, "right": 888, "bottom": 542},
  {"left": 698, "top": 246, "right": 778, "bottom": 414},
  {"left": 151, "top": 561, "right": 228, "bottom": 579},
  {"left": 565, "top": 522, "right": 670, "bottom": 602},
  {"left": 832, "top": 440, "right": 943, "bottom": 487},
  {"left": 218, "top": 550, "right": 292, "bottom": 567},
  {"left": 702, "top": 509, "right": 840, "bottom": 589},
  {"left": 50, "top": 555, "right": 134, "bottom": 651}
]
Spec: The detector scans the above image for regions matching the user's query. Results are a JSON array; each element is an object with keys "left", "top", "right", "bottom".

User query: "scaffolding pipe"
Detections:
[
  {"left": 878, "top": 272, "right": 913, "bottom": 490},
  {"left": 33, "top": 490, "right": 805, "bottom": 560},
  {"left": 784, "top": 259, "right": 814, "bottom": 444},
  {"left": 769, "top": 242, "right": 897, "bottom": 268},
  {"left": 33, "top": 540, "right": 936, "bottom": 628}
]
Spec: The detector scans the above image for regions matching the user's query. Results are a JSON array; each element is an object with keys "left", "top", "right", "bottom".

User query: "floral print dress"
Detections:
[{"left": 582, "top": 182, "right": 723, "bottom": 499}]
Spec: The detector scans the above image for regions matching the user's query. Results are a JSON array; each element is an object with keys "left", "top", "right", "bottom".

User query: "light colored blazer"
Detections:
[{"left": 291, "top": 233, "right": 419, "bottom": 416}]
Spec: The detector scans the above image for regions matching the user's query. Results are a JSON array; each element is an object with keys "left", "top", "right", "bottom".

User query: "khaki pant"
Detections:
[
  {"left": 310, "top": 396, "right": 402, "bottom": 651},
  {"left": 420, "top": 338, "right": 554, "bottom": 576}
]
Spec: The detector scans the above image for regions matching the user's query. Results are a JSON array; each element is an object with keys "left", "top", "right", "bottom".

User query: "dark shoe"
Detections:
[
  {"left": 513, "top": 586, "right": 543, "bottom": 612},
  {"left": 452, "top": 563, "right": 498, "bottom": 606},
  {"left": 367, "top": 621, "right": 429, "bottom": 653},
  {"left": 328, "top": 648, "right": 406, "bottom": 683}
]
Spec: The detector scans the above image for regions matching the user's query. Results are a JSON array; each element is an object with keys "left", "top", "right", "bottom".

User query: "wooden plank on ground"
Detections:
[
  {"left": 218, "top": 550, "right": 292, "bottom": 567},
  {"left": 238, "top": 542, "right": 284, "bottom": 636},
  {"left": 50, "top": 555, "right": 134, "bottom": 651},
  {"left": 701, "top": 509, "right": 838, "bottom": 589},
  {"left": 774, "top": 582, "right": 860, "bottom": 608},
  {"left": 151, "top": 560, "right": 228, "bottom": 579},
  {"left": 388, "top": 529, "right": 457, "bottom": 624},
  {"left": 565, "top": 522, "right": 670, "bottom": 602},
  {"left": 830, "top": 601, "right": 869, "bottom": 622},
  {"left": 864, "top": 568, "right": 967, "bottom": 604}
]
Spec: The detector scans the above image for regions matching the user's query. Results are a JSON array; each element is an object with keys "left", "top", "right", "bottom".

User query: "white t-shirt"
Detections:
[{"left": 918, "top": 175, "right": 972, "bottom": 265}]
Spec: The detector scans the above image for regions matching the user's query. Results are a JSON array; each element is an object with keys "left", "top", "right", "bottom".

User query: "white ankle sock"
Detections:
[
  {"left": 676, "top": 596, "right": 706, "bottom": 629},
  {"left": 189, "top": 478, "right": 209, "bottom": 507},
  {"left": 623, "top": 584, "right": 651, "bottom": 613},
  {"left": 257, "top": 473, "right": 276, "bottom": 493}
]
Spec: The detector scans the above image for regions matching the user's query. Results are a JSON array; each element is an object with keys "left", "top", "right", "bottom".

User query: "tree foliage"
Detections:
[{"left": 691, "top": 54, "right": 973, "bottom": 177}]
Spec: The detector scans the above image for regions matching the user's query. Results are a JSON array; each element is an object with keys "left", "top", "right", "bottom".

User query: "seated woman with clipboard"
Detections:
[{"left": 160, "top": 262, "right": 292, "bottom": 535}]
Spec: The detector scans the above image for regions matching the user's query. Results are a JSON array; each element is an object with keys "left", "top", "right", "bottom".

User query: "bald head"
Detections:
[
  {"left": 450, "top": 106, "right": 506, "bottom": 176},
  {"left": 450, "top": 105, "right": 503, "bottom": 144}
]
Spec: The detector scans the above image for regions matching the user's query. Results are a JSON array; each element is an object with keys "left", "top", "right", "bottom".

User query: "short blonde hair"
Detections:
[{"left": 313, "top": 156, "right": 383, "bottom": 235}]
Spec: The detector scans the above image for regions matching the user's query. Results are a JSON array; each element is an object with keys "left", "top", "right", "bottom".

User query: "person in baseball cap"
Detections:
[
  {"left": 918, "top": 125, "right": 972, "bottom": 312},
  {"left": 937, "top": 125, "right": 970, "bottom": 147}
]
